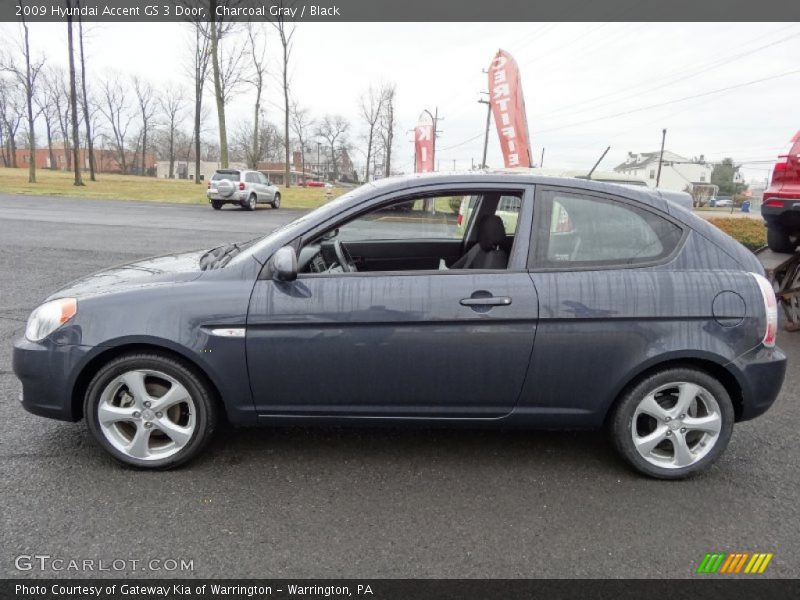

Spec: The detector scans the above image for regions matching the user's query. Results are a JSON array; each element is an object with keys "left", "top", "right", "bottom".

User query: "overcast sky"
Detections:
[{"left": 3, "top": 21, "right": 799, "bottom": 182}]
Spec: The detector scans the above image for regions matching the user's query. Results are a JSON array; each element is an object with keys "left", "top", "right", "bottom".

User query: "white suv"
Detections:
[{"left": 207, "top": 169, "right": 281, "bottom": 211}]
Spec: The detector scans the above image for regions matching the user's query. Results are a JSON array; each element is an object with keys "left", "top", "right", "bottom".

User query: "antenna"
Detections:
[{"left": 587, "top": 146, "right": 611, "bottom": 180}]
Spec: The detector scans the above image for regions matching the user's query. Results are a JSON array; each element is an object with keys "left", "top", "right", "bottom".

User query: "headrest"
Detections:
[{"left": 477, "top": 215, "right": 506, "bottom": 250}]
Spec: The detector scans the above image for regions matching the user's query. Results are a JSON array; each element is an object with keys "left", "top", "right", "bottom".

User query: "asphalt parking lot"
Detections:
[{"left": 1, "top": 194, "right": 798, "bottom": 579}]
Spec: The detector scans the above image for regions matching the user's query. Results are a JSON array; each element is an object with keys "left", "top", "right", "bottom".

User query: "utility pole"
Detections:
[
  {"left": 656, "top": 128, "right": 667, "bottom": 187},
  {"left": 478, "top": 94, "right": 491, "bottom": 169}
]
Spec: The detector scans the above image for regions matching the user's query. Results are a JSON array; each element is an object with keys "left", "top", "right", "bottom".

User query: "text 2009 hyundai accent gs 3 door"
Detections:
[{"left": 13, "top": 173, "right": 787, "bottom": 478}]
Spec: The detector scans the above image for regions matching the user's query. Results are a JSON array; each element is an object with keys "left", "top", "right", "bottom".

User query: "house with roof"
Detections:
[{"left": 613, "top": 150, "right": 714, "bottom": 193}]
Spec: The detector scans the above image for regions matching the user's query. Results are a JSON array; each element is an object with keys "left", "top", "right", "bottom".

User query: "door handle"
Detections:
[{"left": 460, "top": 296, "right": 512, "bottom": 307}]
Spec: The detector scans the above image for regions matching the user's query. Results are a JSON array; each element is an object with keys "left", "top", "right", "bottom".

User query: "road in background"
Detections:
[{"left": 1, "top": 194, "right": 798, "bottom": 578}]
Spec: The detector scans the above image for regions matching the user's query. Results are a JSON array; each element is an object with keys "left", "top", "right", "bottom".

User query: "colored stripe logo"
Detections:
[{"left": 696, "top": 552, "right": 773, "bottom": 574}]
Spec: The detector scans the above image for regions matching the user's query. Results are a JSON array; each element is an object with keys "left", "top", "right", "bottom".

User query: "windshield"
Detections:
[{"left": 228, "top": 180, "right": 395, "bottom": 265}]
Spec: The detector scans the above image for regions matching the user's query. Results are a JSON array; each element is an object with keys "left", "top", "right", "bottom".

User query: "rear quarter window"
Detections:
[{"left": 541, "top": 192, "right": 683, "bottom": 267}]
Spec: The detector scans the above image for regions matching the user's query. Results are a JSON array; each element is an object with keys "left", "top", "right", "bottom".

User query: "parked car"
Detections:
[
  {"left": 206, "top": 169, "right": 281, "bottom": 211},
  {"left": 14, "top": 172, "right": 786, "bottom": 478},
  {"left": 762, "top": 130, "right": 800, "bottom": 252},
  {"left": 305, "top": 180, "right": 325, "bottom": 188},
  {"left": 714, "top": 198, "right": 734, "bottom": 208}
]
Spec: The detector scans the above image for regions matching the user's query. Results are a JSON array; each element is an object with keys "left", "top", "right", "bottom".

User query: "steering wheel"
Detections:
[{"left": 333, "top": 240, "right": 357, "bottom": 272}]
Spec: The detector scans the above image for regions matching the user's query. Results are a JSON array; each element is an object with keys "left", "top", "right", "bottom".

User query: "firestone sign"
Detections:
[
  {"left": 488, "top": 49, "right": 532, "bottom": 168},
  {"left": 415, "top": 111, "right": 435, "bottom": 173}
]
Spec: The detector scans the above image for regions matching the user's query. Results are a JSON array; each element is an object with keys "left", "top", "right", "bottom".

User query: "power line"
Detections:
[
  {"left": 439, "top": 132, "right": 484, "bottom": 151},
  {"left": 536, "top": 67, "right": 800, "bottom": 135},
  {"left": 535, "top": 25, "right": 800, "bottom": 121}
]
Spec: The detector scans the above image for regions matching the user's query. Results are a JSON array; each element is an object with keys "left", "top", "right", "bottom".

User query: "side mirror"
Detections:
[{"left": 271, "top": 246, "right": 297, "bottom": 282}]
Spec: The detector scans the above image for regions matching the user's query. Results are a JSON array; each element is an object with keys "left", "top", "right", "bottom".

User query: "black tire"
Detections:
[
  {"left": 271, "top": 193, "right": 281, "bottom": 209},
  {"left": 242, "top": 194, "right": 257, "bottom": 211},
  {"left": 84, "top": 352, "right": 219, "bottom": 470},
  {"left": 767, "top": 225, "right": 796, "bottom": 253},
  {"left": 608, "top": 367, "right": 734, "bottom": 479},
  {"left": 211, "top": 201, "right": 223, "bottom": 210}
]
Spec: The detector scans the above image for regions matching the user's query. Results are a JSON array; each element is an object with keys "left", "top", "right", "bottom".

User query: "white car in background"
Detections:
[{"left": 207, "top": 169, "right": 281, "bottom": 211}]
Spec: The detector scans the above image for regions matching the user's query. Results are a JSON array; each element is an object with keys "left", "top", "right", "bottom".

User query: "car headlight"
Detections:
[{"left": 25, "top": 298, "right": 77, "bottom": 342}]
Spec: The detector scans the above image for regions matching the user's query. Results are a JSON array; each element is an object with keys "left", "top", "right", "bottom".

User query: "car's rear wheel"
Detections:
[
  {"left": 609, "top": 367, "right": 734, "bottom": 479},
  {"left": 211, "top": 201, "right": 223, "bottom": 210},
  {"left": 242, "top": 194, "right": 257, "bottom": 211},
  {"left": 85, "top": 353, "right": 218, "bottom": 469},
  {"left": 767, "top": 225, "right": 796, "bottom": 253},
  {"left": 271, "top": 193, "right": 281, "bottom": 209}
]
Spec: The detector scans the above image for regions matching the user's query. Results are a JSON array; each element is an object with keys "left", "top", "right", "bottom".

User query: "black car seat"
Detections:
[{"left": 451, "top": 215, "right": 508, "bottom": 269}]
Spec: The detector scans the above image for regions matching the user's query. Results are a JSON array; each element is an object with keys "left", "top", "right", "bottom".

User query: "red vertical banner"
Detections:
[
  {"left": 488, "top": 49, "right": 532, "bottom": 168},
  {"left": 415, "top": 111, "right": 435, "bottom": 173}
]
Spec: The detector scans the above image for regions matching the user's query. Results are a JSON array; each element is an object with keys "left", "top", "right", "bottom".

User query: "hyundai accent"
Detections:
[{"left": 13, "top": 172, "right": 787, "bottom": 478}]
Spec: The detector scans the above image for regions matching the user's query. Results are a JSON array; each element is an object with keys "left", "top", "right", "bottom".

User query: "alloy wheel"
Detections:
[
  {"left": 96, "top": 369, "right": 197, "bottom": 461},
  {"left": 631, "top": 381, "right": 722, "bottom": 469}
]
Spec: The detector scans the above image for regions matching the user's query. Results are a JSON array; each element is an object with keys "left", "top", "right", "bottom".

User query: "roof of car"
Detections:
[{"left": 369, "top": 169, "right": 672, "bottom": 214}]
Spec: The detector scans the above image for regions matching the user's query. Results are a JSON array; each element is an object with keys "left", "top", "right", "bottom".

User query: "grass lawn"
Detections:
[{"left": 0, "top": 167, "right": 344, "bottom": 209}]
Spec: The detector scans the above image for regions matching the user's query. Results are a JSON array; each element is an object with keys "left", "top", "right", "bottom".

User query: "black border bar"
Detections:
[
  {"left": 4, "top": 579, "right": 800, "bottom": 600},
  {"left": 4, "top": 0, "right": 800, "bottom": 22}
]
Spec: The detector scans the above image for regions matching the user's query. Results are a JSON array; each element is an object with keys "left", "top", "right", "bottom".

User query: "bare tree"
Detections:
[
  {"left": 359, "top": 85, "right": 385, "bottom": 183},
  {"left": 98, "top": 75, "right": 133, "bottom": 174},
  {"left": 133, "top": 77, "right": 157, "bottom": 176},
  {"left": 159, "top": 88, "right": 185, "bottom": 178},
  {"left": 1, "top": 11, "right": 45, "bottom": 182},
  {"left": 46, "top": 68, "right": 71, "bottom": 170},
  {"left": 378, "top": 83, "right": 397, "bottom": 177},
  {"left": 77, "top": 7, "right": 96, "bottom": 180},
  {"left": 316, "top": 114, "right": 349, "bottom": 181},
  {"left": 245, "top": 23, "right": 267, "bottom": 172},
  {"left": 0, "top": 77, "right": 23, "bottom": 168},
  {"left": 232, "top": 119, "right": 282, "bottom": 167},
  {"left": 269, "top": 5, "right": 296, "bottom": 187},
  {"left": 66, "top": 8, "right": 83, "bottom": 186},
  {"left": 34, "top": 68, "right": 58, "bottom": 169},
  {"left": 187, "top": 21, "right": 210, "bottom": 183},
  {"left": 207, "top": 2, "right": 245, "bottom": 168},
  {"left": 290, "top": 102, "right": 312, "bottom": 184}
]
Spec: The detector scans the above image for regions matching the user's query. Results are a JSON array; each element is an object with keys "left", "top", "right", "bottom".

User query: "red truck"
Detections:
[{"left": 762, "top": 131, "right": 800, "bottom": 252}]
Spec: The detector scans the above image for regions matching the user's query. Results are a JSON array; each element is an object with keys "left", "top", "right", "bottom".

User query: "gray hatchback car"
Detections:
[
  {"left": 207, "top": 169, "right": 281, "bottom": 211},
  {"left": 13, "top": 172, "right": 786, "bottom": 478}
]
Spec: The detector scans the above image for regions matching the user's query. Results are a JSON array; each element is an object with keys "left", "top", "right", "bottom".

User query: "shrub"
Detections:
[{"left": 707, "top": 217, "right": 766, "bottom": 251}]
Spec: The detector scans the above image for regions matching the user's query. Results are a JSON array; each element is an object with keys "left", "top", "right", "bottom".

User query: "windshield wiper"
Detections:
[{"left": 200, "top": 242, "right": 242, "bottom": 270}]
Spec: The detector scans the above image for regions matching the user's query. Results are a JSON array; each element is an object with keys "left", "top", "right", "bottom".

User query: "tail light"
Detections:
[
  {"left": 770, "top": 130, "right": 800, "bottom": 186},
  {"left": 752, "top": 273, "right": 778, "bottom": 348},
  {"left": 239, "top": 182, "right": 246, "bottom": 191},
  {"left": 770, "top": 157, "right": 789, "bottom": 186},
  {"left": 764, "top": 199, "right": 785, "bottom": 208}
]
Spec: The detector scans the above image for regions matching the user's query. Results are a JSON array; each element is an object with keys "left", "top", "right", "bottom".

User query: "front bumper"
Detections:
[
  {"left": 730, "top": 345, "right": 788, "bottom": 422},
  {"left": 12, "top": 337, "right": 93, "bottom": 422}
]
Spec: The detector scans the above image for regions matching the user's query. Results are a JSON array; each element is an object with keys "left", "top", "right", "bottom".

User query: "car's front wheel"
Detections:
[
  {"left": 767, "top": 225, "right": 796, "bottom": 253},
  {"left": 271, "top": 193, "right": 281, "bottom": 209},
  {"left": 84, "top": 352, "right": 218, "bottom": 469},
  {"left": 609, "top": 367, "right": 734, "bottom": 479}
]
